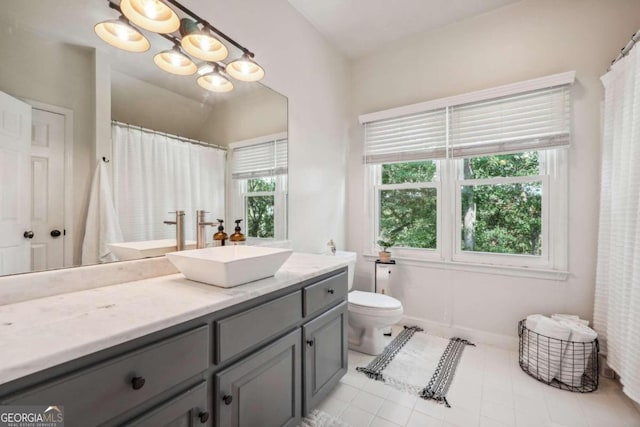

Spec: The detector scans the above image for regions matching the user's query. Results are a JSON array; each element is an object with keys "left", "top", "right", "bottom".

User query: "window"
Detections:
[
  {"left": 362, "top": 72, "right": 573, "bottom": 271},
  {"left": 245, "top": 177, "right": 276, "bottom": 238},
  {"left": 457, "top": 152, "right": 542, "bottom": 256},
  {"left": 228, "top": 134, "right": 288, "bottom": 241},
  {"left": 376, "top": 161, "right": 439, "bottom": 250}
]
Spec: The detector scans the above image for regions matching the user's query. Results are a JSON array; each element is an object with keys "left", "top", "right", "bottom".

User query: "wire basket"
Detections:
[{"left": 518, "top": 319, "right": 599, "bottom": 392}]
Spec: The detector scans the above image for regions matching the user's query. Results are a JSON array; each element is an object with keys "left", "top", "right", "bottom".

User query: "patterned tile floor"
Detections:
[{"left": 315, "top": 327, "right": 640, "bottom": 427}]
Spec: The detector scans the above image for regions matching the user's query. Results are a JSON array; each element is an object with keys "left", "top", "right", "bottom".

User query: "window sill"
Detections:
[{"left": 362, "top": 253, "right": 569, "bottom": 281}]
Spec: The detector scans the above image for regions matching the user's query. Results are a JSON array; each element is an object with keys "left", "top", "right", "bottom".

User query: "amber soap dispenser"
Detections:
[
  {"left": 230, "top": 219, "right": 246, "bottom": 245},
  {"left": 213, "top": 219, "right": 228, "bottom": 246}
]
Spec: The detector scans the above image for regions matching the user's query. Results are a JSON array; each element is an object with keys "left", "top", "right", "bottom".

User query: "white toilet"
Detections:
[{"left": 334, "top": 251, "right": 404, "bottom": 355}]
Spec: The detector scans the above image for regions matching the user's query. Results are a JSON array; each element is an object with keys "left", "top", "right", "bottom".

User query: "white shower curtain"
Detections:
[
  {"left": 112, "top": 123, "right": 226, "bottom": 242},
  {"left": 594, "top": 45, "right": 640, "bottom": 403}
]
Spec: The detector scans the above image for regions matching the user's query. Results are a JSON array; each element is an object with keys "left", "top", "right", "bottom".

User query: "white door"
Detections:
[
  {"left": 0, "top": 91, "right": 32, "bottom": 275},
  {"left": 30, "top": 108, "right": 66, "bottom": 272}
]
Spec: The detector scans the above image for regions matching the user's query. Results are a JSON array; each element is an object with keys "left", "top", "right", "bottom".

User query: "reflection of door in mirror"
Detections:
[
  {"left": 0, "top": 92, "right": 31, "bottom": 275},
  {"left": 0, "top": 92, "right": 71, "bottom": 275},
  {"left": 31, "top": 108, "right": 66, "bottom": 272}
]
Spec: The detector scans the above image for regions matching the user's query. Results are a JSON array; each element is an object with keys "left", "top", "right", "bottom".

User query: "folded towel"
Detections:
[
  {"left": 556, "top": 320, "right": 598, "bottom": 387},
  {"left": 522, "top": 314, "right": 545, "bottom": 368},
  {"left": 551, "top": 314, "right": 589, "bottom": 326},
  {"left": 526, "top": 314, "right": 546, "bottom": 331},
  {"left": 528, "top": 316, "right": 572, "bottom": 382}
]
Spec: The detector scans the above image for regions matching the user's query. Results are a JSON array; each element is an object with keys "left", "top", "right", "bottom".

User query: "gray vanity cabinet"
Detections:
[
  {"left": 0, "top": 267, "right": 348, "bottom": 427},
  {"left": 127, "top": 381, "right": 209, "bottom": 427},
  {"left": 302, "top": 301, "right": 348, "bottom": 414},
  {"left": 215, "top": 330, "right": 301, "bottom": 427},
  {"left": 2, "top": 326, "right": 209, "bottom": 427}
]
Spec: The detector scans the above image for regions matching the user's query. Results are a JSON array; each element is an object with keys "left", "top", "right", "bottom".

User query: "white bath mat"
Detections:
[
  {"left": 298, "top": 409, "right": 351, "bottom": 427},
  {"left": 356, "top": 326, "right": 474, "bottom": 407}
]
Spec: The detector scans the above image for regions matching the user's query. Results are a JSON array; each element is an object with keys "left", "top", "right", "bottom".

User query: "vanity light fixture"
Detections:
[
  {"left": 94, "top": 16, "right": 150, "bottom": 52},
  {"left": 197, "top": 65, "right": 234, "bottom": 93},
  {"left": 225, "top": 51, "right": 265, "bottom": 82},
  {"left": 154, "top": 45, "right": 197, "bottom": 75},
  {"left": 97, "top": 0, "right": 264, "bottom": 92},
  {"left": 119, "top": 0, "right": 180, "bottom": 34},
  {"left": 180, "top": 19, "right": 228, "bottom": 62}
]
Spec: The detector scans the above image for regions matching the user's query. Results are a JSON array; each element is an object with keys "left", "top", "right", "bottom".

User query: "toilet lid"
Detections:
[{"left": 348, "top": 290, "right": 402, "bottom": 310}]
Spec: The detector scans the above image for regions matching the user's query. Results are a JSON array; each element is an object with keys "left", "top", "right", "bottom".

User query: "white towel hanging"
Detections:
[{"left": 81, "top": 161, "right": 123, "bottom": 265}]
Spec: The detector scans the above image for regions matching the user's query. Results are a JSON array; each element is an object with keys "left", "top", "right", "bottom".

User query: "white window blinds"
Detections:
[
  {"left": 449, "top": 85, "right": 571, "bottom": 158},
  {"left": 364, "top": 109, "right": 447, "bottom": 164},
  {"left": 231, "top": 138, "right": 288, "bottom": 179},
  {"left": 362, "top": 73, "right": 573, "bottom": 164}
]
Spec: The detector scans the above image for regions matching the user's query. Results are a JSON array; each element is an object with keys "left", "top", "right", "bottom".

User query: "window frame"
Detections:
[
  {"left": 452, "top": 173, "right": 550, "bottom": 268},
  {"left": 239, "top": 176, "right": 287, "bottom": 241},
  {"left": 244, "top": 189, "right": 276, "bottom": 240},
  {"left": 368, "top": 149, "right": 568, "bottom": 272},
  {"left": 371, "top": 162, "right": 443, "bottom": 260}
]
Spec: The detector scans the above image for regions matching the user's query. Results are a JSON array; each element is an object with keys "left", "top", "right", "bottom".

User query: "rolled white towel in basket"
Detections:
[
  {"left": 525, "top": 316, "right": 572, "bottom": 382},
  {"left": 551, "top": 314, "right": 589, "bottom": 326},
  {"left": 556, "top": 320, "right": 598, "bottom": 387},
  {"left": 525, "top": 314, "right": 545, "bottom": 330},
  {"left": 522, "top": 315, "right": 544, "bottom": 367}
]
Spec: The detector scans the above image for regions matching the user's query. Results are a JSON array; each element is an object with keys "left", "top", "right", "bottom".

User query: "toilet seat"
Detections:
[{"left": 348, "top": 290, "right": 402, "bottom": 311}]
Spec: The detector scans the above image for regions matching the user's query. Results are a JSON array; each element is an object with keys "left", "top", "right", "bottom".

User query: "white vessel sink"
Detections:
[
  {"left": 108, "top": 239, "right": 197, "bottom": 261},
  {"left": 165, "top": 246, "right": 293, "bottom": 287}
]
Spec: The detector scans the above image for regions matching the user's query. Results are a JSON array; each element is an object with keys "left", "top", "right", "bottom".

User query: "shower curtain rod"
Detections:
[
  {"left": 111, "top": 120, "right": 227, "bottom": 151},
  {"left": 609, "top": 29, "right": 640, "bottom": 70}
]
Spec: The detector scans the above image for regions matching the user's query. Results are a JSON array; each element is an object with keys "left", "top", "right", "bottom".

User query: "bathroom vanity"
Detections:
[{"left": 0, "top": 254, "right": 348, "bottom": 427}]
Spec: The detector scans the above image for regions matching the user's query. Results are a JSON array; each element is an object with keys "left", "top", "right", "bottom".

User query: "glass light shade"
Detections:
[
  {"left": 154, "top": 48, "right": 197, "bottom": 75},
  {"left": 94, "top": 17, "right": 150, "bottom": 53},
  {"left": 181, "top": 31, "right": 228, "bottom": 62},
  {"left": 225, "top": 53, "right": 265, "bottom": 82},
  {"left": 197, "top": 69, "right": 233, "bottom": 93},
  {"left": 120, "top": 0, "right": 180, "bottom": 34}
]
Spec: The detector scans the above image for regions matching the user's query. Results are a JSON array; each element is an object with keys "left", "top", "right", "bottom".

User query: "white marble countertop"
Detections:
[{"left": 0, "top": 253, "right": 348, "bottom": 386}]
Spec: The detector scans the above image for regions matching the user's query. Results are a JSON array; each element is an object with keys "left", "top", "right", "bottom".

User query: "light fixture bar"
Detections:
[
  {"left": 107, "top": 0, "right": 255, "bottom": 59},
  {"left": 100, "top": 0, "right": 264, "bottom": 87},
  {"left": 162, "top": 0, "right": 251, "bottom": 56}
]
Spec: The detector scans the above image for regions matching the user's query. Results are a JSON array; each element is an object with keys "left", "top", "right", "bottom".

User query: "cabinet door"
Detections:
[
  {"left": 216, "top": 330, "right": 301, "bottom": 427},
  {"left": 303, "top": 302, "right": 348, "bottom": 414},
  {"left": 125, "top": 381, "right": 209, "bottom": 427}
]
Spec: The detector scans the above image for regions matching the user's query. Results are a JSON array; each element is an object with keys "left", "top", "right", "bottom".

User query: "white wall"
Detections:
[
  {"left": 203, "top": 87, "right": 287, "bottom": 146},
  {"left": 111, "top": 70, "right": 288, "bottom": 147},
  {"left": 347, "top": 0, "right": 640, "bottom": 341},
  {"left": 183, "top": 0, "right": 351, "bottom": 253},
  {"left": 111, "top": 70, "right": 218, "bottom": 144}
]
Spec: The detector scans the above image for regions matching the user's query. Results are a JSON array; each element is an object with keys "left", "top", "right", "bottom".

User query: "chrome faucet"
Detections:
[
  {"left": 196, "top": 210, "right": 217, "bottom": 249},
  {"left": 164, "top": 210, "right": 185, "bottom": 251}
]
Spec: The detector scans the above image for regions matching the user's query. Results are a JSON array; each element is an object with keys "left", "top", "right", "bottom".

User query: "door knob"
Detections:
[
  {"left": 198, "top": 411, "right": 210, "bottom": 423},
  {"left": 23, "top": 231, "right": 34, "bottom": 239},
  {"left": 306, "top": 339, "right": 314, "bottom": 347},
  {"left": 327, "top": 288, "right": 335, "bottom": 294},
  {"left": 50, "top": 229, "right": 61, "bottom": 238},
  {"left": 222, "top": 395, "right": 233, "bottom": 405}
]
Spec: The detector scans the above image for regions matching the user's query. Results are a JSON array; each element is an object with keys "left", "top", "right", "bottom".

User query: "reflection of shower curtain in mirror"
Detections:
[{"left": 112, "top": 123, "right": 226, "bottom": 242}]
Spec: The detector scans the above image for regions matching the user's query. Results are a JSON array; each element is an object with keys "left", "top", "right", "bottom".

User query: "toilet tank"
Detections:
[{"left": 333, "top": 251, "right": 357, "bottom": 290}]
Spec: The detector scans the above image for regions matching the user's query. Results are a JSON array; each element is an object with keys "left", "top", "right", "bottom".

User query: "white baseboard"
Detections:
[{"left": 400, "top": 315, "right": 519, "bottom": 351}]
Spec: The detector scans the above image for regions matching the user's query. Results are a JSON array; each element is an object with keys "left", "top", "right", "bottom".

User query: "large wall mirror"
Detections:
[{"left": 0, "top": 0, "right": 288, "bottom": 277}]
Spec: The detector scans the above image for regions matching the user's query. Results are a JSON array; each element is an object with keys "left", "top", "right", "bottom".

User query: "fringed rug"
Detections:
[
  {"left": 356, "top": 326, "right": 474, "bottom": 408},
  {"left": 298, "top": 409, "right": 351, "bottom": 427}
]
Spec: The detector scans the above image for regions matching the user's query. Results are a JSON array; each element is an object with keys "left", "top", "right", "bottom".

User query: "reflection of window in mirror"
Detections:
[{"left": 228, "top": 134, "right": 288, "bottom": 242}]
